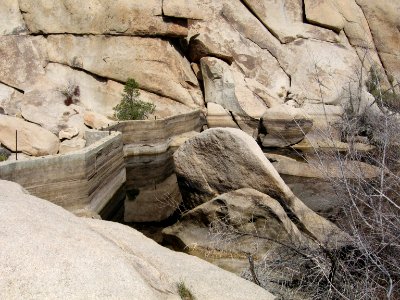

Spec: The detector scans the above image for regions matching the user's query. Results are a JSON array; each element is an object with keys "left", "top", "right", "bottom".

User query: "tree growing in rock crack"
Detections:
[{"left": 113, "top": 78, "right": 156, "bottom": 120}]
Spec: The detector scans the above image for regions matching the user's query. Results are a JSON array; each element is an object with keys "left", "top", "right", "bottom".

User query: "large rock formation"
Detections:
[
  {"left": 0, "top": 115, "right": 60, "bottom": 156},
  {"left": 0, "top": 0, "right": 26, "bottom": 35},
  {"left": 46, "top": 35, "right": 203, "bottom": 108},
  {"left": 163, "top": 188, "right": 317, "bottom": 261},
  {"left": 266, "top": 153, "right": 381, "bottom": 214},
  {"left": 0, "top": 180, "right": 274, "bottom": 299},
  {"left": 258, "top": 105, "right": 313, "bottom": 147},
  {"left": 173, "top": 128, "right": 349, "bottom": 249},
  {"left": 355, "top": 0, "right": 400, "bottom": 81},
  {"left": 1, "top": 0, "right": 398, "bottom": 146},
  {"left": 19, "top": 0, "right": 188, "bottom": 36}
]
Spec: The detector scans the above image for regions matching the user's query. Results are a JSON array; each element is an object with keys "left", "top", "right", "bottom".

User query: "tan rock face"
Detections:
[
  {"left": 259, "top": 105, "right": 313, "bottom": 147},
  {"left": 0, "top": 83, "right": 23, "bottom": 115},
  {"left": 0, "top": 180, "right": 275, "bottom": 299},
  {"left": 47, "top": 35, "right": 203, "bottom": 108},
  {"left": 201, "top": 57, "right": 245, "bottom": 114},
  {"left": 59, "top": 127, "right": 79, "bottom": 140},
  {"left": 163, "top": 188, "right": 317, "bottom": 269},
  {"left": 286, "top": 38, "right": 360, "bottom": 105},
  {"left": 0, "top": 0, "right": 27, "bottom": 35},
  {"left": 242, "top": 0, "right": 339, "bottom": 43},
  {"left": 165, "top": 188, "right": 309, "bottom": 246},
  {"left": 304, "top": 0, "right": 345, "bottom": 32},
  {"left": 84, "top": 111, "right": 113, "bottom": 129},
  {"left": 356, "top": 0, "right": 400, "bottom": 80},
  {"left": 19, "top": 0, "right": 188, "bottom": 36},
  {"left": 267, "top": 153, "right": 381, "bottom": 214},
  {"left": 163, "top": 0, "right": 204, "bottom": 19},
  {"left": 19, "top": 89, "right": 85, "bottom": 135},
  {"left": 0, "top": 36, "right": 47, "bottom": 90},
  {"left": 42, "top": 63, "right": 124, "bottom": 118},
  {"left": 0, "top": 115, "right": 60, "bottom": 156},
  {"left": 189, "top": 0, "right": 290, "bottom": 103},
  {"left": 173, "top": 128, "right": 349, "bottom": 248},
  {"left": 59, "top": 137, "right": 86, "bottom": 154}
]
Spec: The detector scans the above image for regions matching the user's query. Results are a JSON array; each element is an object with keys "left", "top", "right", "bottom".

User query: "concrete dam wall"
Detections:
[
  {"left": 0, "top": 110, "right": 203, "bottom": 221},
  {"left": 0, "top": 131, "right": 125, "bottom": 216}
]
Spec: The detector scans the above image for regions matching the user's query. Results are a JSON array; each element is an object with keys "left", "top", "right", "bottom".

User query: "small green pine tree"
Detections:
[{"left": 113, "top": 78, "right": 156, "bottom": 120}]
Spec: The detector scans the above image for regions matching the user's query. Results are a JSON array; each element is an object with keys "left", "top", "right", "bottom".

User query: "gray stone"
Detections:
[
  {"left": 0, "top": 180, "right": 275, "bottom": 300},
  {"left": 200, "top": 57, "right": 244, "bottom": 114},
  {"left": 173, "top": 128, "right": 349, "bottom": 249}
]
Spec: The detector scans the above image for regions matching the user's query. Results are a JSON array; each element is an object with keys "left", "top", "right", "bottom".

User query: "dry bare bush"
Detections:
[{"left": 205, "top": 55, "right": 400, "bottom": 299}]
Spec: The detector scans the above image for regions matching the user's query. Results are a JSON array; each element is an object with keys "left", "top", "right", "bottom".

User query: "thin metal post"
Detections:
[{"left": 15, "top": 130, "right": 18, "bottom": 160}]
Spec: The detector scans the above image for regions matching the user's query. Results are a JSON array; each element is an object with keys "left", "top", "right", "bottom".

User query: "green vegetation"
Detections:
[
  {"left": 0, "top": 154, "right": 7, "bottom": 162},
  {"left": 177, "top": 281, "right": 195, "bottom": 300},
  {"left": 113, "top": 78, "right": 155, "bottom": 120},
  {"left": 366, "top": 67, "right": 399, "bottom": 113}
]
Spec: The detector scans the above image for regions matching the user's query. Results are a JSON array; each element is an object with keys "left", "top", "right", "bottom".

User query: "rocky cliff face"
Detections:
[
  {"left": 0, "top": 1, "right": 399, "bottom": 298},
  {"left": 1, "top": 0, "right": 398, "bottom": 140}
]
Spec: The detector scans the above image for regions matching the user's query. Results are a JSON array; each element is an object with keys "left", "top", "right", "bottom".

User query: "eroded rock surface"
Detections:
[
  {"left": 0, "top": 180, "right": 274, "bottom": 300},
  {"left": 0, "top": 0, "right": 26, "bottom": 35},
  {"left": 0, "top": 115, "right": 59, "bottom": 156},
  {"left": 19, "top": 0, "right": 188, "bottom": 36},
  {"left": 173, "top": 128, "right": 349, "bottom": 248},
  {"left": 163, "top": 188, "right": 317, "bottom": 260},
  {"left": 47, "top": 35, "right": 202, "bottom": 108},
  {"left": 258, "top": 105, "right": 313, "bottom": 147}
]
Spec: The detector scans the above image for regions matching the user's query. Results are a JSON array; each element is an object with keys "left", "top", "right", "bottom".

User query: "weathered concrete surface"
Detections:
[
  {"left": 0, "top": 180, "right": 275, "bottom": 300},
  {"left": 0, "top": 132, "right": 125, "bottom": 213},
  {"left": 106, "top": 111, "right": 202, "bottom": 222},
  {"left": 125, "top": 173, "right": 182, "bottom": 222},
  {"left": 109, "top": 110, "right": 202, "bottom": 146}
]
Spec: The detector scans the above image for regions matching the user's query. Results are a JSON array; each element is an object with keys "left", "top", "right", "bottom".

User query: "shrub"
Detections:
[
  {"left": 58, "top": 82, "right": 80, "bottom": 106},
  {"left": 177, "top": 281, "right": 195, "bottom": 300},
  {"left": 113, "top": 78, "right": 155, "bottom": 120},
  {"left": 0, "top": 153, "right": 7, "bottom": 162},
  {"left": 366, "top": 68, "right": 399, "bottom": 113},
  {"left": 206, "top": 61, "right": 400, "bottom": 299}
]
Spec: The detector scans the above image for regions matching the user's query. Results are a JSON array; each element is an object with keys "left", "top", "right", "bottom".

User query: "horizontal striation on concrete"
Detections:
[
  {"left": 106, "top": 110, "right": 202, "bottom": 146},
  {"left": 0, "top": 131, "right": 126, "bottom": 214},
  {"left": 104, "top": 110, "right": 203, "bottom": 222}
]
